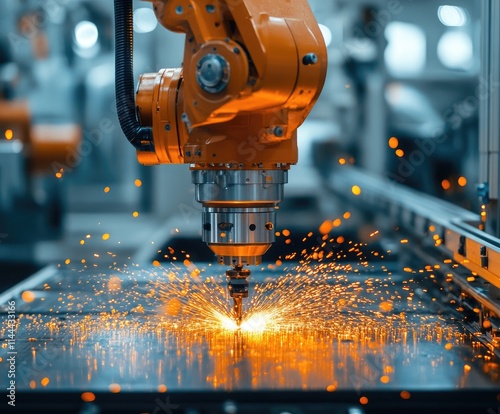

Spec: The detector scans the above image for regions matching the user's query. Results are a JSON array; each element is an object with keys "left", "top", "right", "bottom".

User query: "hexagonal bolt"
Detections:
[{"left": 302, "top": 53, "right": 318, "bottom": 65}]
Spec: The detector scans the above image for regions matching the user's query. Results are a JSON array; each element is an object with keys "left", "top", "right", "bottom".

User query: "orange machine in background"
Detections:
[
  {"left": 0, "top": 100, "right": 80, "bottom": 175},
  {"left": 0, "top": 99, "right": 80, "bottom": 246}
]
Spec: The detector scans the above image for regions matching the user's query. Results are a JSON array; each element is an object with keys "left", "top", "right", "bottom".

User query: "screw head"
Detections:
[
  {"left": 273, "top": 126, "right": 284, "bottom": 137},
  {"left": 196, "top": 54, "right": 230, "bottom": 94},
  {"left": 302, "top": 53, "right": 318, "bottom": 65}
]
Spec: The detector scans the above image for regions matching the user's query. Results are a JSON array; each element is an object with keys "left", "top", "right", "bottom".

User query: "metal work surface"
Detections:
[{"left": 1, "top": 257, "right": 500, "bottom": 403}]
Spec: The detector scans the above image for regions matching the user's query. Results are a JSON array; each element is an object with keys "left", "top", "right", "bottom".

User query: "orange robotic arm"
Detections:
[
  {"left": 137, "top": 0, "right": 327, "bottom": 167},
  {"left": 115, "top": 0, "right": 327, "bottom": 323}
]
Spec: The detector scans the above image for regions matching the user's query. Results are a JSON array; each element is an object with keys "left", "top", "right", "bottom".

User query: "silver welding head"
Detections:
[{"left": 193, "top": 169, "right": 287, "bottom": 266}]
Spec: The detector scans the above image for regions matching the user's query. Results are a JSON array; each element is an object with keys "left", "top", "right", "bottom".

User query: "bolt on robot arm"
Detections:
[{"left": 114, "top": 0, "right": 327, "bottom": 324}]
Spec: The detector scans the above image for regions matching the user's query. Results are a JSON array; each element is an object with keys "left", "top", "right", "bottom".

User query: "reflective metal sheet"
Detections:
[{"left": 0, "top": 262, "right": 499, "bottom": 395}]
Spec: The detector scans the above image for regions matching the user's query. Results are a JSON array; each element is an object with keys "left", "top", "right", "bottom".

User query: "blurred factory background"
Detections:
[
  {"left": 0, "top": 0, "right": 486, "bottom": 280},
  {"left": 0, "top": 0, "right": 192, "bottom": 286}
]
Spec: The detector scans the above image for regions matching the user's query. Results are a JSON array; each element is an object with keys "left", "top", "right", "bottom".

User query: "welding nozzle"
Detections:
[
  {"left": 226, "top": 266, "right": 251, "bottom": 326},
  {"left": 232, "top": 297, "right": 243, "bottom": 325}
]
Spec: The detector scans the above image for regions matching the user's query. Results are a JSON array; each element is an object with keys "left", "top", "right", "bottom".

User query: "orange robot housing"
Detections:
[{"left": 136, "top": 0, "right": 327, "bottom": 169}]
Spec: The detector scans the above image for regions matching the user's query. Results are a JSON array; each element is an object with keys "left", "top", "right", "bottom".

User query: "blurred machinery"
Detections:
[
  {"left": 0, "top": 101, "right": 80, "bottom": 242},
  {"left": 0, "top": 1, "right": 162, "bottom": 284},
  {"left": 327, "top": 0, "right": 500, "bottom": 298},
  {"left": 1, "top": 1, "right": 500, "bottom": 413},
  {"left": 0, "top": 4, "right": 81, "bottom": 282},
  {"left": 480, "top": 0, "right": 500, "bottom": 237}
]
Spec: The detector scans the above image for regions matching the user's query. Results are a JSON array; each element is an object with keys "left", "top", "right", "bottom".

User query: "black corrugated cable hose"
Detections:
[{"left": 114, "top": 0, "right": 154, "bottom": 152}]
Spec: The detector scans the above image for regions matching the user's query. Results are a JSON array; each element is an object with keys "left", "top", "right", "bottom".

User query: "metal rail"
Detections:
[
  {"left": 328, "top": 167, "right": 500, "bottom": 288},
  {"left": 0, "top": 265, "right": 57, "bottom": 305},
  {"left": 480, "top": 0, "right": 500, "bottom": 236}
]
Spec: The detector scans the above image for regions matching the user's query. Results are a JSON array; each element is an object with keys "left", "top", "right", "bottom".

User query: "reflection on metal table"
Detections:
[{"left": 0, "top": 257, "right": 499, "bottom": 413}]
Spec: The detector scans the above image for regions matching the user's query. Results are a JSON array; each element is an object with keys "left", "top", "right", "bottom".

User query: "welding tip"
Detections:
[
  {"left": 233, "top": 297, "right": 243, "bottom": 326},
  {"left": 226, "top": 266, "right": 250, "bottom": 327}
]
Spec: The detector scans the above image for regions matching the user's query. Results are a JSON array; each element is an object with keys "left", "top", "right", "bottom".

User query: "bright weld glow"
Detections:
[
  {"left": 74, "top": 21, "right": 99, "bottom": 49},
  {"left": 438, "top": 5, "right": 467, "bottom": 27},
  {"left": 218, "top": 314, "right": 239, "bottom": 331},
  {"left": 241, "top": 313, "right": 272, "bottom": 332},
  {"left": 218, "top": 312, "right": 274, "bottom": 333},
  {"left": 215, "top": 310, "right": 274, "bottom": 333},
  {"left": 154, "top": 257, "right": 366, "bottom": 339},
  {"left": 319, "top": 24, "right": 332, "bottom": 47}
]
